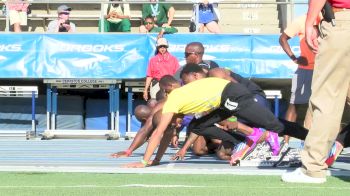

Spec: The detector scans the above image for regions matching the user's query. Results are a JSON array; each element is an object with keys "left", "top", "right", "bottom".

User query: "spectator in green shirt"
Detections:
[
  {"left": 139, "top": 0, "right": 175, "bottom": 33},
  {"left": 99, "top": 0, "right": 131, "bottom": 32},
  {"left": 143, "top": 16, "right": 178, "bottom": 34}
]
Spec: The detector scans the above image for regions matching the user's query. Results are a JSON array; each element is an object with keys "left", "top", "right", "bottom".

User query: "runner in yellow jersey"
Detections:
[{"left": 125, "top": 75, "right": 284, "bottom": 168}]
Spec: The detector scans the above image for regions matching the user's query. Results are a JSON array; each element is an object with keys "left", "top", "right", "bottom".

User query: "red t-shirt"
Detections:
[
  {"left": 329, "top": 0, "right": 350, "bottom": 8},
  {"left": 146, "top": 52, "right": 180, "bottom": 80}
]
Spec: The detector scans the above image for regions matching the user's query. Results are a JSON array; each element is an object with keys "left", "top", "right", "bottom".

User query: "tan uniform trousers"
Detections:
[{"left": 301, "top": 11, "right": 350, "bottom": 178}]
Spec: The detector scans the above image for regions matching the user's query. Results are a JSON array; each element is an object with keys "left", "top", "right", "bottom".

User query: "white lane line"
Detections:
[
  {"left": 2, "top": 166, "right": 350, "bottom": 177},
  {"left": 118, "top": 184, "right": 205, "bottom": 188},
  {"left": 0, "top": 185, "right": 349, "bottom": 190},
  {"left": 165, "top": 163, "right": 175, "bottom": 169}
]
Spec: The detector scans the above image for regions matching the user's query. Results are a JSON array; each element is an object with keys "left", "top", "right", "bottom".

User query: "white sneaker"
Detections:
[{"left": 281, "top": 168, "right": 326, "bottom": 183}]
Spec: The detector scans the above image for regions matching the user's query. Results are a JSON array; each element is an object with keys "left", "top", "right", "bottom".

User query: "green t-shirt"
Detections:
[
  {"left": 149, "top": 26, "right": 178, "bottom": 34},
  {"left": 142, "top": 2, "right": 172, "bottom": 26}
]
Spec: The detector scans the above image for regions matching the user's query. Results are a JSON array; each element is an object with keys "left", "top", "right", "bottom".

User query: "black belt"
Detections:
[{"left": 151, "top": 79, "right": 159, "bottom": 87}]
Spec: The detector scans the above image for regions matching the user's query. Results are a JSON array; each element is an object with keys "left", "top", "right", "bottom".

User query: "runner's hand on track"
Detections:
[
  {"left": 171, "top": 148, "right": 186, "bottom": 161},
  {"left": 124, "top": 162, "right": 146, "bottom": 168},
  {"left": 110, "top": 151, "right": 130, "bottom": 158}
]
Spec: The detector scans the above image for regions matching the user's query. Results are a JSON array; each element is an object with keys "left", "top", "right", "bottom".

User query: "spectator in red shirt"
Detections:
[
  {"left": 143, "top": 38, "right": 179, "bottom": 101},
  {"left": 6, "top": 0, "right": 29, "bottom": 32}
]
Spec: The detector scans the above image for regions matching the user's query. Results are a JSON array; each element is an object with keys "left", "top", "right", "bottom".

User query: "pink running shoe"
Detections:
[
  {"left": 325, "top": 141, "right": 343, "bottom": 167},
  {"left": 230, "top": 128, "right": 263, "bottom": 166},
  {"left": 230, "top": 140, "right": 254, "bottom": 166},
  {"left": 247, "top": 127, "right": 264, "bottom": 146},
  {"left": 265, "top": 131, "right": 280, "bottom": 156}
]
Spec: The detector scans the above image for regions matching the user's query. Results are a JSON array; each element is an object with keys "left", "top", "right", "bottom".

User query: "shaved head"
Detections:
[
  {"left": 208, "top": 68, "right": 230, "bottom": 80},
  {"left": 208, "top": 68, "right": 237, "bottom": 83},
  {"left": 134, "top": 105, "right": 152, "bottom": 123},
  {"left": 185, "top": 42, "right": 205, "bottom": 64},
  {"left": 185, "top": 42, "right": 205, "bottom": 54}
]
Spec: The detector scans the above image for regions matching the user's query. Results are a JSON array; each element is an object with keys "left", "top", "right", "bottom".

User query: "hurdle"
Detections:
[
  {"left": 42, "top": 79, "right": 121, "bottom": 140},
  {"left": 124, "top": 80, "right": 145, "bottom": 139},
  {"left": 0, "top": 86, "right": 38, "bottom": 139},
  {"left": 263, "top": 90, "right": 282, "bottom": 117}
]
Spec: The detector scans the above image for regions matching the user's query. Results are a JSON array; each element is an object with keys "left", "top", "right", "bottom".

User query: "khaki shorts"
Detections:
[
  {"left": 150, "top": 82, "right": 160, "bottom": 99},
  {"left": 9, "top": 10, "right": 27, "bottom": 26}
]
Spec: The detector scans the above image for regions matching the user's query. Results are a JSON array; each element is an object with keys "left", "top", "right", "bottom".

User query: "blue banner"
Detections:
[
  {"left": 165, "top": 34, "right": 253, "bottom": 77},
  {"left": 0, "top": 34, "right": 38, "bottom": 78},
  {"left": 250, "top": 35, "right": 299, "bottom": 78},
  {"left": 39, "top": 34, "right": 149, "bottom": 79},
  {"left": 0, "top": 33, "right": 299, "bottom": 79}
]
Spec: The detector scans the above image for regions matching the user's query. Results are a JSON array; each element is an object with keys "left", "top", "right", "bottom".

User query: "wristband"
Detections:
[
  {"left": 227, "top": 117, "right": 237, "bottom": 122},
  {"left": 125, "top": 149, "right": 132, "bottom": 156},
  {"left": 290, "top": 55, "right": 297, "bottom": 61},
  {"left": 140, "top": 159, "right": 148, "bottom": 166}
]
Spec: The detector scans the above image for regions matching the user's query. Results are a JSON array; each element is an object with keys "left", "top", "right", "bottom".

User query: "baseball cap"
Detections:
[
  {"left": 57, "top": 5, "right": 72, "bottom": 14},
  {"left": 156, "top": 38, "right": 168, "bottom": 47}
]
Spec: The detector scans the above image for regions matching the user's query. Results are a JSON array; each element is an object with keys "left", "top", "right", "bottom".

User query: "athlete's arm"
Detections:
[{"left": 125, "top": 112, "right": 174, "bottom": 168}]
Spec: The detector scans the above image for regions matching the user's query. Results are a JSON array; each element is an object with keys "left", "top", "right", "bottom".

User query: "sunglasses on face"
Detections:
[
  {"left": 158, "top": 45, "right": 168, "bottom": 48},
  {"left": 144, "top": 22, "right": 154, "bottom": 25},
  {"left": 59, "top": 12, "right": 70, "bottom": 15},
  {"left": 184, "top": 51, "right": 201, "bottom": 58}
]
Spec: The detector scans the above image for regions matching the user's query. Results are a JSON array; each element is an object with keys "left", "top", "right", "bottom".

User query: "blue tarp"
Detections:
[
  {"left": 0, "top": 33, "right": 299, "bottom": 79},
  {"left": 85, "top": 99, "right": 143, "bottom": 134}
]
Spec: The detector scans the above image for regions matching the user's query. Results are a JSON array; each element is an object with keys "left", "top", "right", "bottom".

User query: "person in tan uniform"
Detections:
[{"left": 282, "top": 0, "right": 350, "bottom": 183}]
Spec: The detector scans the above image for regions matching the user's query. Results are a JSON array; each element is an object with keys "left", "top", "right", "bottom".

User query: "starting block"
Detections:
[{"left": 239, "top": 144, "right": 302, "bottom": 167}]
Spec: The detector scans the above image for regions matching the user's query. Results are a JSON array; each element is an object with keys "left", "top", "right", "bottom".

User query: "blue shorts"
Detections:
[
  {"left": 290, "top": 68, "right": 313, "bottom": 104},
  {"left": 179, "top": 115, "right": 194, "bottom": 130}
]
